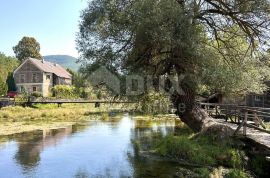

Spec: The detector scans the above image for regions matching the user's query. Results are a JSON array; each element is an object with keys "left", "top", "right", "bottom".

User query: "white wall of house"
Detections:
[{"left": 42, "top": 72, "right": 53, "bottom": 97}]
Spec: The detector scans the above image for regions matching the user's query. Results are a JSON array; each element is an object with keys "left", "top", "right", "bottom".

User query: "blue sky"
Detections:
[{"left": 0, "top": 0, "right": 89, "bottom": 58}]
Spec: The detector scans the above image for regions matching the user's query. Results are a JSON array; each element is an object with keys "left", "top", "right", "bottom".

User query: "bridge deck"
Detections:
[
  {"left": 216, "top": 119, "right": 270, "bottom": 150},
  {"left": 28, "top": 100, "right": 136, "bottom": 104},
  {"left": 199, "top": 103, "right": 270, "bottom": 152}
]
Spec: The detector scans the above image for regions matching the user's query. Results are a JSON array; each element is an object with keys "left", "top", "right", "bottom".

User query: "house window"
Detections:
[
  {"left": 254, "top": 95, "right": 262, "bottom": 102},
  {"left": 33, "top": 87, "right": 37, "bottom": 92},
  {"left": 32, "top": 73, "right": 38, "bottom": 82},
  {"left": 46, "top": 75, "right": 51, "bottom": 80},
  {"left": 131, "top": 79, "right": 139, "bottom": 91},
  {"left": 20, "top": 86, "right": 25, "bottom": 92},
  {"left": 20, "top": 74, "right": 25, "bottom": 83}
]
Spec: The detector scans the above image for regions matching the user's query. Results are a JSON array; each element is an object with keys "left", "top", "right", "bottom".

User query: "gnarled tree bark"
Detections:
[{"left": 172, "top": 83, "right": 234, "bottom": 138}]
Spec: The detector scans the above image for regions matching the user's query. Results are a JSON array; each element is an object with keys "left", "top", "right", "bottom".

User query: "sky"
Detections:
[{"left": 0, "top": 0, "right": 89, "bottom": 58}]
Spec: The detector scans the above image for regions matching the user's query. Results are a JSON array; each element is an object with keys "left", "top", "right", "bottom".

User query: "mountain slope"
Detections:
[{"left": 43, "top": 55, "right": 81, "bottom": 71}]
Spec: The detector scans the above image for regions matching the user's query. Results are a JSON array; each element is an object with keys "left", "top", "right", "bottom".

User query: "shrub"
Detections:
[
  {"left": 31, "top": 92, "right": 42, "bottom": 98},
  {"left": 140, "top": 91, "right": 171, "bottom": 114},
  {"left": 51, "top": 85, "right": 78, "bottom": 98}
]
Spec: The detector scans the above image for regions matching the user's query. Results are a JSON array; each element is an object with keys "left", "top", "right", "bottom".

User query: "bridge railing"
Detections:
[{"left": 199, "top": 102, "right": 270, "bottom": 136}]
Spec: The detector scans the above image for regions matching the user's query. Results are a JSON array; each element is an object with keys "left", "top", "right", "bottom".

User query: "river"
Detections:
[{"left": 0, "top": 114, "right": 183, "bottom": 178}]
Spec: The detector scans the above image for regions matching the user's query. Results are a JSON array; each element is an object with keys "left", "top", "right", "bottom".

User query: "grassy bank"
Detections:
[
  {"left": 0, "top": 103, "right": 134, "bottom": 135},
  {"left": 133, "top": 122, "right": 251, "bottom": 178}
]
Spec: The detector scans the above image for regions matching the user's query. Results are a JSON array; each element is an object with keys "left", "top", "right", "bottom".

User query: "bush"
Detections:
[
  {"left": 51, "top": 85, "right": 78, "bottom": 99},
  {"left": 31, "top": 92, "right": 42, "bottom": 98},
  {"left": 140, "top": 91, "right": 171, "bottom": 114}
]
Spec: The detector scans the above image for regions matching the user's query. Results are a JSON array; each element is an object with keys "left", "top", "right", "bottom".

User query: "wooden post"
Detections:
[
  {"left": 215, "top": 105, "right": 218, "bottom": 118},
  {"left": 254, "top": 112, "right": 259, "bottom": 127},
  {"left": 243, "top": 111, "right": 247, "bottom": 136}
]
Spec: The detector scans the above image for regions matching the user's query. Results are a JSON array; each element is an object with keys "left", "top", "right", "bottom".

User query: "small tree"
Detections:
[
  {"left": 0, "top": 77, "right": 7, "bottom": 96},
  {"left": 13, "top": 37, "right": 42, "bottom": 61}
]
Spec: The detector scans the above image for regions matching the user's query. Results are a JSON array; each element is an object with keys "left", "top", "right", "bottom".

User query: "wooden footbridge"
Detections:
[
  {"left": 199, "top": 102, "right": 270, "bottom": 154},
  {"left": 22, "top": 98, "right": 137, "bottom": 107},
  {"left": 0, "top": 97, "right": 137, "bottom": 108}
]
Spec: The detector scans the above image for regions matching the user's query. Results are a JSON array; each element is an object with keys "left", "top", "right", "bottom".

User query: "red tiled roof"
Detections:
[{"left": 29, "top": 58, "right": 72, "bottom": 79}]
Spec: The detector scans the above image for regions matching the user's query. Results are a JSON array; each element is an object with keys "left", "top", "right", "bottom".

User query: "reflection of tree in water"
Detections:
[
  {"left": 14, "top": 132, "right": 43, "bottom": 169},
  {"left": 128, "top": 121, "right": 179, "bottom": 178},
  {"left": 74, "top": 168, "right": 90, "bottom": 178},
  {"left": 13, "top": 126, "right": 73, "bottom": 170}
]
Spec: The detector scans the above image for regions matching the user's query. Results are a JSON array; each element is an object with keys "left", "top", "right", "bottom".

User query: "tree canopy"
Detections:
[
  {"left": 77, "top": 0, "right": 270, "bottom": 132},
  {"left": 77, "top": 0, "right": 270, "bottom": 99},
  {"left": 13, "top": 36, "right": 42, "bottom": 61},
  {"left": 0, "top": 53, "right": 19, "bottom": 95}
]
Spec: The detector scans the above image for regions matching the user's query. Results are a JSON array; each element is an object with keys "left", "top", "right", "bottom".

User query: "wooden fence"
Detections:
[{"left": 199, "top": 103, "right": 270, "bottom": 136}]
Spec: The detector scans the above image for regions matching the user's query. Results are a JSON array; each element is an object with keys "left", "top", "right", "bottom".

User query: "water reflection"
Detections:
[
  {"left": 14, "top": 126, "right": 73, "bottom": 170},
  {"left": 0, "top": 115, "right": 181, "bottom": 178}
]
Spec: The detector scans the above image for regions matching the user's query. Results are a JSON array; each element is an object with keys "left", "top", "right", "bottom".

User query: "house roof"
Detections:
[{"left": 28, "top": 58, "right": 72, "bottom": 79}]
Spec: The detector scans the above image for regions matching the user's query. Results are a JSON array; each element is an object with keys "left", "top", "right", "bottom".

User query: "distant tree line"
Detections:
[{"left": 0, "top": 53, "right": 19, "bottom": 95}]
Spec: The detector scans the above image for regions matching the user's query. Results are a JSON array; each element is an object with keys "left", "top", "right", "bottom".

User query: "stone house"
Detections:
[{"left": 13, "top": 58, "right": 72, "bottom": 97}]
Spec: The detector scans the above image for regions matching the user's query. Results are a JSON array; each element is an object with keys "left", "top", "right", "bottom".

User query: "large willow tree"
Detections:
[{"left": 77, "top": 0, "right": 270, "bottom": 135}]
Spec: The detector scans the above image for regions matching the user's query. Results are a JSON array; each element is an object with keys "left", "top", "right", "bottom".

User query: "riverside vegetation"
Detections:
[
  {"left": 0, "top": 103, "right": 134, "bottom": 135},
  {"left": 132, "top": 121, "right": 253, "bottom": 178},
  {"left": 0, "top": 103, "right": 267, "bottom": 177}
]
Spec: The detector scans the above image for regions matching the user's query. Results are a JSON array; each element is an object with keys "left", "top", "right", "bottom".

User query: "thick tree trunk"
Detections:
[
  {"left": 172, "top": 83, "right": 234, "bottom": 138},
  {"left": 180, "top": 107, "right": 234, "bottom": 138}
]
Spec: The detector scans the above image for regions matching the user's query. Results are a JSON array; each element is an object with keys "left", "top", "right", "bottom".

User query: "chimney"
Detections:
[{"left": 42, "top": 58, "right": 45, "bottom": 63}]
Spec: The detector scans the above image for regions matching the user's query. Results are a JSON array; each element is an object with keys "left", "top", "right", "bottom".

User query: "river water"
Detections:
[{"left": 0, "top": 114, "right": 182, "bottom": 178}]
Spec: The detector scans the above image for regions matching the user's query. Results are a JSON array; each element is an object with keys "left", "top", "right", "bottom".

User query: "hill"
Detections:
[{"left": 43, "top": 55, "right": 81, "bottom": 71}]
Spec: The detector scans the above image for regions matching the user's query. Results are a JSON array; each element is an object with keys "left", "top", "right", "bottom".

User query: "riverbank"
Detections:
[
  {"left": 133, "top": 121, "right": 256, "bottom": 178},
  {"left": 0, "top": 109, "right": 267, "bottom": 177},
  {"left": 0, "top": 103, "right": 135, "bottom": 135}
]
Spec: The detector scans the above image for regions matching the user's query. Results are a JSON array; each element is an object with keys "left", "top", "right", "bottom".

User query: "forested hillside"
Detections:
[
  {"left": 0, "top": 53, "right": 19, "bottom": 95},
  {"left": 43, "top": 55, "right": 81, "bottom": 71}
]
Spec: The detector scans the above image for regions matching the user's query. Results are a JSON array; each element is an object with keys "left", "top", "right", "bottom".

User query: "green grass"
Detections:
[
  {"left": 0, "top": 103, "right": 136, "bottom": 135},
  {"left": 154, "top": 134, "right": 244, "bottom": 168},
  {"left": 224, "top": 169, "right": 248, "bottom": 178}
]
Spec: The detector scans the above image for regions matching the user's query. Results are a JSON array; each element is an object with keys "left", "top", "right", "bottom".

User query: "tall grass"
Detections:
[{"left": 155, "top": 134, "right": 244, "bottom": 168}]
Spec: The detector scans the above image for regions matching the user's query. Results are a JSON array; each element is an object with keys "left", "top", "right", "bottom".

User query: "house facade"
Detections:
[
  {"left": 245, "top": 93, "right": 270, "bottom": 108},
  {"left": 13, "top": 58, "right": 72, "bottom": 97}
]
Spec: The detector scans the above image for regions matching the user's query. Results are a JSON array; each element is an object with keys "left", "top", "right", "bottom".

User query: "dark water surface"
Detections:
[{"left": 0, "top": 114, "right": 181, "bottom": 178}]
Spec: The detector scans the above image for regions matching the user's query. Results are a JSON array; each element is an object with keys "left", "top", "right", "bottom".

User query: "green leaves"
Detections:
[
  {"left": 51, "top": 85, "right": 78, "bottom": 99},
  {"left": 13, "top": 37, "right": 42, "bottom": 62},
  {"left": 0, "top": 53, "right": 19, "bottom": 95},
  {"left": 0, "top": 77, "right": 7, "bottom": 96},
  {"left": 77, "top": 0, "right": 270, "bottom": 97}
]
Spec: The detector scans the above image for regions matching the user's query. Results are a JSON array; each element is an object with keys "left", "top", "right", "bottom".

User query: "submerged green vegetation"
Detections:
[
  {"left": 0, "top": 103, "right": 135, "bottom": 135},
  {"left": 132, "top": 122, "right": 252, "bottom": 178},
  {"left": 0, "top": 104, "right": 266, "bottom": 177}
]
